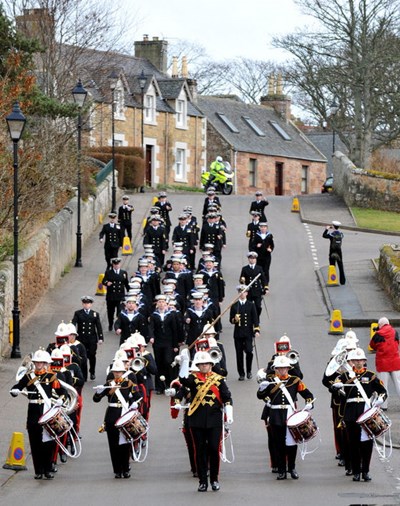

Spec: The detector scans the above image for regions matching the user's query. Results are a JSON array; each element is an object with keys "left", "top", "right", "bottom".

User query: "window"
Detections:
[
  {"left": 249, "top": 158, "right": 257, "bottom": 186},
  {"left": 145, "top": 94, "right": 155, "bottom": 123},
  {"left": 243, "top": 116, "right": 265, "bottom": 136},
  {"left": 301, "top": 165, "right": 309, "bottom": 194},
  {"left": 176, "top": 99, "right": 187, "bottom": 128},
  {"left": 270, "top": 120, "right": 291, "bottom": 141},
  {"left": 175, "top": 148, "right": 186, "bottom": 180},
  {"left": 216, "top": 112, "right": 239, "bottom": 133}
]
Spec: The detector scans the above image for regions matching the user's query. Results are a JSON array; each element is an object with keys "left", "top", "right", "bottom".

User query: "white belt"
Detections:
[
  {"left": 270, "top": 404, "right": 289, "bottom": 409},
  {"left": 108, "top": 402, "right": 123, "bottom": 408},
  {"left": 347, "top": 398, "right": 365, "bottom": 403},
  {"left": 29, "top": 399, "right": 45, "bottom": 404}
]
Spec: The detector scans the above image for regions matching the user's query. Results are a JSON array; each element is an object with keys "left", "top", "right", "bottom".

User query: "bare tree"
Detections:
[{"left": 274, "top": 0, "right": 400, "bottom": 168}]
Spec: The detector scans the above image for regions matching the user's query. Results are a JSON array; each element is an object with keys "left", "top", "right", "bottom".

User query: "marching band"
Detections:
[{"left": 8, "top": 191, "right": 394, "bottom": 490}]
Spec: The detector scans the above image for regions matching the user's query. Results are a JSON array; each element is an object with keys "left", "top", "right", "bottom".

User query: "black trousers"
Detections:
[
  {"left": 269, "top": 424, "right": 297, "bottom": 474},
  {"left": 248, "top": 294, "right": 262, "bottom": 316},
  {"left": 106, "top": 300, "right": 122, "bottom": 328},
  {"left": 345, "top": 421, "right": 373, "bottom": 474},
  {"left": 120, "top": 221, "right": 132, "bottom": 240},
  {"left": 153, "top": 346, "right": 176, "bottom": 392},
  {"left": 28, "top": 425, "right": 56, "bottom": 475},
  {"left": 106, "top": 427, "right": 130, "bottom": 474},
  {"left": 81, "top": 339, "right": 98, "bottom": 377},
  {"left": 104, "top": 246, "right": 120, "bottom": 269},
  {"left": 190, "top": 426, "right": 222, "bottom": 484},
  {"left": 257, "top": 255, "right": 272, "bottom": 285},
  {"left": 234, "top": 336, "right": 253, "bottom": 376},
  {"left": 329, "top": 251, "right": 346, "bottom": 285}
]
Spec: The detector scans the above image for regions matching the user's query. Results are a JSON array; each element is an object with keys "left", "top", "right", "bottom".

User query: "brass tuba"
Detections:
[
  {"left": 131, "top": 356, "right": 147, "bottom": 372},
  {"left": 15, "top": 354, "right": 34, "bottom": 381},
  {"left": 57, "top": 378, "right": 78, "bottom": 414}
]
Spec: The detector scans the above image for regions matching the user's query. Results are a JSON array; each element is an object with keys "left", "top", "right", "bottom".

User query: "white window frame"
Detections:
[
  {"left": 144, "top": 87, "right": 156, "bottom": 124},
  {"left": 175, "top": 147, "right": 187, "bottom": 181},
  {"left": 176, "top": 97, "right": 187, "bottom": 128}
]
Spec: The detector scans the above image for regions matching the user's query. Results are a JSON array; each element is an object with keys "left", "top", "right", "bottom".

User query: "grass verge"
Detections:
[{"left": 351, "top": 207, "right": 400, "bottom": 232}]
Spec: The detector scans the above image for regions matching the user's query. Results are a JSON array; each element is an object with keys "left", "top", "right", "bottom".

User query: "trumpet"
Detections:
[
  {"left": 286, "top": 349, "right": 299, "bottom": 365},
  {"left": 209, "top": 347, "right": 222, "bottom": 364},
  {"left": 131, "top": 356, "right": 147, "bottom": 372}
]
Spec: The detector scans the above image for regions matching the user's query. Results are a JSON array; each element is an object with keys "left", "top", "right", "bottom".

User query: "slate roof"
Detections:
[
  {"left": 306, "top": 131, "right": 348, "bottom": 175},
  {"left": 197, "top": 96, "right": 326, "bottom": 163}
]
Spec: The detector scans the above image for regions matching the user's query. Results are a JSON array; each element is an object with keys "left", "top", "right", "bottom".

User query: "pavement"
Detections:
[{"left": 1, "top": 190, "right": 400, "bottom": 483}]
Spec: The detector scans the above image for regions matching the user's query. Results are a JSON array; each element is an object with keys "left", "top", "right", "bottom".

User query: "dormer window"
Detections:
[
  {"left": 144, "top": 92, "right": 156, "bottom": 124},
  {"left": 114, "top": 81, "right": 125, "bottom": 120},
  {"left": 176, "top": 89, "right": 187, "bottom": 129}
]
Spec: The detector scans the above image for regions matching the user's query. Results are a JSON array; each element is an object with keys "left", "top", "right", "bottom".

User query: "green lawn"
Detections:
[{"left": 351, "top": 207, "right": 400, "bottom": 232}]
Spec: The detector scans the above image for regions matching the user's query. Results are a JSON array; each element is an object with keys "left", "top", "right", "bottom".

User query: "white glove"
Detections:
[
  {"left": 55, "top": 397, "right": 64, "bottom": 406},
  {"left": 173, "top": 355, "right": 182, "bottom": 365},
  {"left": 164, "top": 388, "right": 176, "bottom": 397},
  {"left": 180, "top": 348, "right": 190, "bottom": 362},
  {"left": 172, "top": 403, "right": 182, "bottom": 410},
  {"left": 130, "top": 401, "right": 138, "bottom": 410},
  {"left": 304, "top": 403, "right": 313, "bottom": 411},
  {"left": 332, "top": 382, "right": 343, "bottom": 389},
  {"left": 258, "top": 380, "right": 270, "bottom": 391},
  {"left": 95, "top": 386, "right": 105, "bottom": 394},
  {"left": 10, "top": 389, "right": 20, "bottom": 397},
  {"left": 225, "top": 404, "right": 233, "bottom": 424},
  {"left": 374, "top": 395, "right": 385, "bottom": 407}
]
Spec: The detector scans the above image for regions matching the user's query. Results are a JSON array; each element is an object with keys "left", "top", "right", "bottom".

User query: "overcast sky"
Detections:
[{"left": 123, "top": 0, "right": 313, "bottom": 62}]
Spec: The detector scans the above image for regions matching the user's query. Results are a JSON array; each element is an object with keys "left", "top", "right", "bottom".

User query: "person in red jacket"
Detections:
[{"left": 369, "top": 316, "right": 400, "bottom": 409}]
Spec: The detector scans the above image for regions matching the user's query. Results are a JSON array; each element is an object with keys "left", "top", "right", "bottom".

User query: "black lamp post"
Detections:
[
  {"left": 138, "top": 70, "right": 146, "bottom": 191},
  {"left": 72, "top": 79, "right": 88, "bottom": 267},
  {"left": 109, "top": 71, "right": 118, "bottom": 212},
  {"left": 6, "top": 102, "right": 26, "bottom": 359},
  {"left": 330, "top": 99, "right": 339, "bottom": 154}
]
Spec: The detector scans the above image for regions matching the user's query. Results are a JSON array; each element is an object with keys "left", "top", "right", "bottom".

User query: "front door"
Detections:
[{"left": 275, "top": 162, "right": 283, "bottom": 195}]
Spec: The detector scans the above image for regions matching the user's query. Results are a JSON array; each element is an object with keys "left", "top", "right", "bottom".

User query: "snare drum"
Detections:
[
  {"left": 115, "top": 410, "right": 148, "bottom": 441},
  {"left": 357, "top": 407, "right": 391, "bottom": 439},
  {"left": 287, "top": 411, "right": 318, "bottom": 444},
  {"left": 38, "top": 406, "right": 72, "bottom": 438}
]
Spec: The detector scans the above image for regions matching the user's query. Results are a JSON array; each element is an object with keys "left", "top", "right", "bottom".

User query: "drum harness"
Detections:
[
  {"left": 342, "top": 369, "right": 392, "bottom": 460},
  {"left": 270, "top": 377, "right": 319, "bottom": 460}
]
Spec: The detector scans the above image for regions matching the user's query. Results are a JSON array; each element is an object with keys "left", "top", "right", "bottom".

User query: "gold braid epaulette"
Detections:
[
  {"left": 270, "top": 376, "right": 300, "bottom": 395},
  {"left": 188, "top": 373, "right": 223, "bottom": 416}
]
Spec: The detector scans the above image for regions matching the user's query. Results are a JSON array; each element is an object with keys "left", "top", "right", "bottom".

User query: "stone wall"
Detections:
[
  {"left": 333, "top": 151, "right": 400, "bottom": 212},
  {"left": 378, "top": 245, "right": 400, "bottom": 311},
  {"left": 0, "top": 175, "right": 116, "bottom": 357}
]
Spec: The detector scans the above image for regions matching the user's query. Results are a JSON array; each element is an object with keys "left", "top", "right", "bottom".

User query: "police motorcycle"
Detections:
[{"left": 201, "top": 160, "right": 234, "bottom": 195}]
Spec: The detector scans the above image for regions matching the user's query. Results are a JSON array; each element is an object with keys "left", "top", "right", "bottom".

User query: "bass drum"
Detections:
[{"left": 287, "top": 411, "right": 318, "bottom": 444}]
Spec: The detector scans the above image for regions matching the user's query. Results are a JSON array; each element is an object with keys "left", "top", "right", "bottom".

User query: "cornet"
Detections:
[
  {"left": 286, "top": 349, "right": 299, "bottom": 365},
  {"left": 209, "top": 347, "right": 222, "bottom": 364},
  {"left": 131, "top": 356, "right": 147, "bottom": 372}
]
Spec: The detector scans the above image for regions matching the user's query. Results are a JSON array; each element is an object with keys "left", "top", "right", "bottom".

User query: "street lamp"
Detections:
[
  {"left": 329, "top": 99, "right": 340, "bottom": 154},
  {"left": 109, "top": 71, "right": 118, "bottom": 212},
  {"left": 6, "top": 102, "right": 26, "bottom": 359},
  {"left": 72, "top": 79, "right": 88, "bottom": 267},
  {"left": 138, "top": 70, "right": 146, "bottom": 192}
]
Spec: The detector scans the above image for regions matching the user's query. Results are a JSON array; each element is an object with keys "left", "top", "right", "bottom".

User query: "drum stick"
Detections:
[
  {"left": 92, "top": 385, "right": 121, "bottom": 389},
  {"left": 301, "top": 397, "right": 317, "bottom": 411}
]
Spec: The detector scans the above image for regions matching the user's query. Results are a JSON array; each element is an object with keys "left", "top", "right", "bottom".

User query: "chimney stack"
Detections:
[
  {"left": 134, "top": 35, "right": 168, "bottom": 73},
  {"left": 181, "top": 56, "right": 188, "bottom": 78},
  {"left": 260, "top": 73, "right": 292, "bottom": 122},
  {"left": 171, "top": 56, "right": 178, "bottom": 78}
]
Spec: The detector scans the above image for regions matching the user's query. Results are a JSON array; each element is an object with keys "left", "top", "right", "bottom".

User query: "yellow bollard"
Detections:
[
  {"left": 152, "top": 196, "right": 158, "bottom": 205},
  {"left": 142, "top": 217, "right": 148, "bottom": 231},
  {"left": 99, "top": 213, "right": 103, "bottom": 224},
  {"left": 329, "top": 309, "right": 344, "bottom": 335},
  {"left": 95, "top": 273, "right": 107, "bottom": 296},
  {"left": 291, "top": 197, "right": 300, "bottom": 213},
  {"left": 368, "top": 322, "right": 378, "bottom": 352},
  {"left": 327, "top": 265, "right": 339, "bottom": 286},
  {"left": 3, "top": 432, "right": 27, "bottom": 470},
  {"left": 122, "top": 236, "right": 133, "bottom": 256}
]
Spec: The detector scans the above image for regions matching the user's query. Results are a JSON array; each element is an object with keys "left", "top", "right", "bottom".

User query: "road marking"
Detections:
[{"left": 303, "top": 223, "right": 319, "bottom": 269}]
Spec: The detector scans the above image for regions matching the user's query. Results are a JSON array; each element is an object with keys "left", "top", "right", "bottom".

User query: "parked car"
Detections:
[{"left": 321, "top": 175, "right": 333, "bottom": 193}]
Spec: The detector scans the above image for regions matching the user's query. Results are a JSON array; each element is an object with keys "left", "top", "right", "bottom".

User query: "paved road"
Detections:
[{"left": 1, "top": 193, "right": 400, "bottom": 505}]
